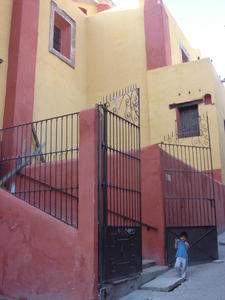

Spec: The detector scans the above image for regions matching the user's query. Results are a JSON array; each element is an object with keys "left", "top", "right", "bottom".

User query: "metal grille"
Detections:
[
  {"left": 98, "top": 86, "right": 142, "bottom": 283},
  {"left": 0, "top": 113, "right": 79, "bottom": 227},
  {"left": 99, "top": 106, "right": 141, "bottom": 227},
  {"left": 160, "top": 114, "right": 218, "bottom": 264},
  {"left": 160, "top": 143, "right": 216, "bottom": 227}
]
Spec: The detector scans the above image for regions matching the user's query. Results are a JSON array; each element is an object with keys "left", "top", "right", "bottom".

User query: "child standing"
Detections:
[{"left": 174, "top": 231, "right": 189, "bottom": 279}]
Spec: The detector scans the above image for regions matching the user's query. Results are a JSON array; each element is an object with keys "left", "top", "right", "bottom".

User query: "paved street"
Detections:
[{"left": 122, "top": 231, "right": 225, "bottom": 300}]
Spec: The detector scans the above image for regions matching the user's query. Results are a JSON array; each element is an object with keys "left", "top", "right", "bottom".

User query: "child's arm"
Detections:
[
  {"left": 175, "top": 238, "right": 178, "bottom": 249},
  {"left": 185, "top": 241, "right": 189, "bottom": 252}
]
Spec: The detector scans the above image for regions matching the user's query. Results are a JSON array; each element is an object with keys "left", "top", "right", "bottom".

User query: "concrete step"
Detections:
[
  {"left": 120, "top": 269, "right": 185, "bottom": 299},
  {"left": 141, "top": 276, "right": 185, "bottom": 292},
  {"left": 140, "top": 265, "right": 169, "bottom": 286},
  {"left": 142, "top": 259, "right": 156, "bottom": 269},
  {"left": 100, "top": 264, "right": 169, "bottom": 300}
]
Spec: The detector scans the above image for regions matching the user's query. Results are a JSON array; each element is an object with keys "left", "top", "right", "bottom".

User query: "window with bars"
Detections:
[
  {"left": 178, "top": 104, "right": 200, "bottom": 138},
  {"left": 49, "top": 1, "right": 76, "bottom": 68}
]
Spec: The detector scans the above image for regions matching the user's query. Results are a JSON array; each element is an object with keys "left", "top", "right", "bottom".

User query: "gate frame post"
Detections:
[{"left": 78, "top": 108, "right": 98, "bottom": 300}]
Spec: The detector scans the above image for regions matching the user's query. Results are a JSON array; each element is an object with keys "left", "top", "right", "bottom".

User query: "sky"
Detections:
[{"left": 113, "top": 0, "right": 225, "bottom": 80}]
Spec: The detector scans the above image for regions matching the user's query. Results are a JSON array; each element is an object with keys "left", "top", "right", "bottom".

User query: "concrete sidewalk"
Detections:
[{"left": 121, "top": 231, "right": 225, "bottom": 300}]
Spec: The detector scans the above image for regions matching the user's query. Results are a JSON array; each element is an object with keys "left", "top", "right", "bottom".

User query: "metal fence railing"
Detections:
[{"left": 0, "top": 113, "right": 79, "bottom": 227}]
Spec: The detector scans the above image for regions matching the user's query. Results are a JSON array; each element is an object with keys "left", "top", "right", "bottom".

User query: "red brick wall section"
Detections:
[
  {"left": 141, "top": 145, "right": 166, "bottom": 265},
  {"left": 0, "top": 108, "right": 98, "bottom": 300}
]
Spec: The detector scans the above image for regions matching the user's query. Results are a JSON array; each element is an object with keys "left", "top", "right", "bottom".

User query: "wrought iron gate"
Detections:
[
  {"left": 98, "top": 87, "right": 142, "bottom": 283},
  {"left": 160, "top": 114, "right": 218, "bottom": 264}
]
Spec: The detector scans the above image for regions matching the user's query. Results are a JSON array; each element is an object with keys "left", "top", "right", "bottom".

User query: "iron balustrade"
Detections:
[{"left": 0, "top": 113, "right": 79, "bottom": 227}]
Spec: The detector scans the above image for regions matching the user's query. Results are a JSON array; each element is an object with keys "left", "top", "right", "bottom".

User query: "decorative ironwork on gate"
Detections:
[
  {"left": 98, "top": 86, "right": 142, "bottom": 283},
  {"left": 164, "top": 114, "right": 210, "bottom": 147},
  {"left": 101, "top": 85, "right": 140, "bottom": 126},
  {"left": 160, "top": 113, "right": 218, "bottom": 264}
]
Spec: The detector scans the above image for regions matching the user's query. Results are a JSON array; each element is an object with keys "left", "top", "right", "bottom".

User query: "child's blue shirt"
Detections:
[{"left": 176, "top": 240, "right": 189, "bottom": 260}]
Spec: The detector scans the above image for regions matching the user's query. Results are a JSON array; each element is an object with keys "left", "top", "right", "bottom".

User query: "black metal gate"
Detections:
[
  {"left": 160, "top": 114, "right": 218, "bottom": 264},
  {"left": 97, "top": 86, "right": 142, "bottom": 283}
]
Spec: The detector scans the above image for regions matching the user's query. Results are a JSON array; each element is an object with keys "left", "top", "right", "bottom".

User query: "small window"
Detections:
[
  {"left": 79, "top": 7, "right": 87, "bottom": 15},
  {"left": 49, "top": 1, "right": 76, "bottom": 68},
  {"left": 180, "top": 44, "right": 190, "bottom": 63},
  {"left": 178, "top": 105, "right": 200, "bottom": 138}
]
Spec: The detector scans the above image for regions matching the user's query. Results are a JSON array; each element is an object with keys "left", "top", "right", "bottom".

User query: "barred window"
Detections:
[
  {"left": 49, "top": 1, "right": 76, "bottom": 68},
  {"left": 178, "top": 105, "right": 200, "bottom": 138}
]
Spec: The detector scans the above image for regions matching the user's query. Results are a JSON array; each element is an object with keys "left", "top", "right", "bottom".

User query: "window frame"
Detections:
[
  {"left": 177, "top": 104, "right": 200, "bottom": 138},
  {"left": 49, "top": 1, "right": 76, "bottom": 68}
]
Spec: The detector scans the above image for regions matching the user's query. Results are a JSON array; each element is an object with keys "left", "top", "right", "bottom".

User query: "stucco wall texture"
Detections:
[
  {"left": 142, "top": 144, "right": 225, "bottom": 264},
  {"left": 0, "top": 0, "right": 13, "bottom": 128},
  {"left": 0, "top": 0, "right": 211, "bottom": 147},
  {"left": 147, "top": 58, "right": 224, "bottom": 178},
  {"left": 0, "top": 108, "right": 98, "bottom": 300}
]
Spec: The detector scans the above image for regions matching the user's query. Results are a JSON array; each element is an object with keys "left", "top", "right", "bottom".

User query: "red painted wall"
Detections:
[
  {"left": 0, "top": 108, "right": 98, "bottom": 300},
  {"left": 141, "top": 144, "right": 225, "bottom": 265},
  {"left": 3, "top": 0, "right": 39, "bottom": 128},
  {"left": 213, "top": 169, "right": 222, "bottom": 182},
  {"left": 144, "top": 0, "right": 172, "bottom": 70},
  {"left": 141, "top": 145, "right": 166, "bottom": 265},
  {"left": 98, "top": 4, "right": 112, "bottom": 12}
]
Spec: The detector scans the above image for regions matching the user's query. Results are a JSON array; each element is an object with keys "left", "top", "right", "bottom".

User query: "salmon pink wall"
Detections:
[
  {"left": 141, "top": 144, "right": 225, "bottom": 265},
  {"left": 214, "top": 169, "right": 222, "bottom": 182},
  {"left": 0, "top": 108, "right": 98, "bottom": 300},
  {"left": 144, "top": 0, "right": 172, "bottom": 70},
  {"left": 141, "top": 145, "right": 166, "bottom": 265},
  {"left": 98, "top": 4, "right": 112, "bottom": 12},
  {"left": 3, "top": 0, "right": 39, "bottom": 128}
]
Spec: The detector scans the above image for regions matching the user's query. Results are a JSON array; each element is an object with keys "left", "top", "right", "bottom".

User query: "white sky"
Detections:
[{"left": 113, "top": 0, "right": 225, "bottom": 80}]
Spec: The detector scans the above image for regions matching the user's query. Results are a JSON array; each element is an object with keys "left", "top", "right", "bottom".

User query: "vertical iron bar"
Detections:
[
  {"left": 70, "top": 115, "right": 73, "bottom": 225},
  {"left": 44, "top": 120, "right": 47, "bottom": 213},
  {"left": 54, "top": 118, "right": 58, "bottom": 217},
  {"left": 76, "top": 114, "right": 79, "bottom": 227},
  {"left": 60, "top": 117, "right": 63, "bottom": 220},
  {"left": 103, "top": 106, "right": 108, "bottom": 226},
  {"left": 65, "top": 115, "right": 68, "bottom": 223}
]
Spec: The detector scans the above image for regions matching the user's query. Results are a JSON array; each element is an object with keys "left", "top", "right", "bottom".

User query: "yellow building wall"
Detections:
[
  {"left": 147, "top": 58, "right": 221, "bottom": 171},
  {"left": 73, "top": 2, "right": 98, "bottom": 16},
  {"left": 212, "top": 67, "right": 225, "bottom": 182},
  {"left": 0, "top": 0, "right": 13, "bottom": 128},
  {"left": 87, "top": 8, "right": 151, "bottom": 146},
  {"left": 165, "top": 7, "right": 200, "bottom": 65},
  {"left": 33, "top": 0, "right": 88, "bottom": 122}
]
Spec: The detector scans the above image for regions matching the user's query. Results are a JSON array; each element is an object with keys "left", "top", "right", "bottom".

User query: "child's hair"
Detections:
[{"left": 179, "top": 231, "right": 188, "bottom": 239}]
